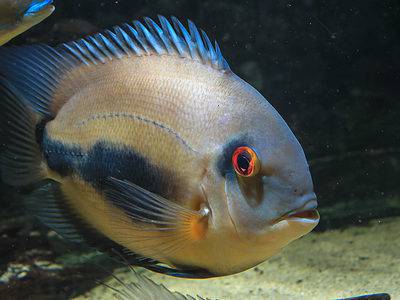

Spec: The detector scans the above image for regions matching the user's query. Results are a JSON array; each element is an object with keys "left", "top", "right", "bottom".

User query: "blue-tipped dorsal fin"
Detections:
[
  {"left": 61, "top": 16, "right": 231, "bottom": 72},
  {"left": 25, "top": 0, "right": 53, "bottom": 15},
  {"left": 0, "top": 16, "right": 229, "bottom": 121}
]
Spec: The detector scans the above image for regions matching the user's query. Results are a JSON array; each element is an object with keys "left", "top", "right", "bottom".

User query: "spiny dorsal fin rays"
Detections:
[
  {"left": 188, "top": 19, "right": 207, "bottom": 63},
  {"left": 159, "top": 16, "right": 186, "bottom": 56},
  {"left": 114, "top": 26, "right": 142, "bottom": 56},
  {"left": 144, "top": 17, "right": 174, "bottom": 55},
  {"left": 60, "top": 15, "right": 230, "bottom": 71}
]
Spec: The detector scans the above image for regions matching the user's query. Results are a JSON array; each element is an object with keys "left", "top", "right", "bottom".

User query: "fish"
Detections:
[
  {"left": 0, "top": 0, "right": 54, "bottom": 45},
  {"left": 0, "top": 16, "right": 320, "bottom": 278}
]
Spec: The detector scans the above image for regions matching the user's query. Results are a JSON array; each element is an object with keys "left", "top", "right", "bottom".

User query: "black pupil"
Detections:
[{"left": 237, "top": 152, "right": 251, "bottom": 172}]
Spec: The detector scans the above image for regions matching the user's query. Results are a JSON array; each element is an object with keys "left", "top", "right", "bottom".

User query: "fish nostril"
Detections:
[{"left": 294, "top": 188, "right": 305, "bottom": 197}]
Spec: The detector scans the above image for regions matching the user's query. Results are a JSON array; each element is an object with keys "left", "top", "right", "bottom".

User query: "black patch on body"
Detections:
[
  {"left": 40, "top": 135, "right": 216, "bottom": 278},
  {"left": 42, "top": 134, "right": 79, "bottom": 177},
  {"left": 42, "top": 132, "right": 175, "bottom": 200}
]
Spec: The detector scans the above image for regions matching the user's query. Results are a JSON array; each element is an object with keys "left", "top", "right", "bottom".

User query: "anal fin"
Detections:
[{"left": 25, "top": 180, "right": 86, "bottom": 243}]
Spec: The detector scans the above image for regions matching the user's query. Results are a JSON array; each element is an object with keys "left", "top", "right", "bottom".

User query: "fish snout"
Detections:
[{"left": 258, "top": 174, "right": 319, "bottom": 225}]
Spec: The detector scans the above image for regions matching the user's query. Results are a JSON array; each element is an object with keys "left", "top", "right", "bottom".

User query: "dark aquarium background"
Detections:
[{"left": 0, "top": 0, "right": 399, "bottom": 299}]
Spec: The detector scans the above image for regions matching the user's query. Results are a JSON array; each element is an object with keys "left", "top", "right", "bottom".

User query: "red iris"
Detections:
[{"left": 232, "top": 146, "right": 259, "bottom": 177}]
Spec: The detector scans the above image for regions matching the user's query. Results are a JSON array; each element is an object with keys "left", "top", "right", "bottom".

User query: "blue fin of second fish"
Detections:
[
  {"left": 337, "top": 293, "right": 391, "bottom": 300},
  {"left": 25, "top": 0, "right": 53, "bottom": 15}
]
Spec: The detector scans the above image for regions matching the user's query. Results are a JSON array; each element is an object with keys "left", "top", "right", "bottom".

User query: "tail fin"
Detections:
[{"left": 0, "top": 78, "right": 45, "bottom": 186}]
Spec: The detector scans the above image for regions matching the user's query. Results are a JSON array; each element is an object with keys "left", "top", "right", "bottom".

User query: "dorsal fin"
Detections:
[
  {"left": 59, "top": 15, "right": 230, "bottom": 71},
  {"left": 0, "top": 16, "right": 229, "bottom": 120},
  {"left": 0, "top": 44, "right": 77, "bottom": 118}
]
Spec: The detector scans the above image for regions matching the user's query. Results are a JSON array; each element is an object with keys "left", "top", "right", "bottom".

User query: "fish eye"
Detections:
[{"left": 232, "top": 146, "right": 260, "bottom": 177}]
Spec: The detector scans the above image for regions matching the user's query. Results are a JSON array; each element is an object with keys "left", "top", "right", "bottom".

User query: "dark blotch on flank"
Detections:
[
  {"left": 81, "top": 141, "right": 175, "bottom": 199},
  {"left": 43, "top": 135, "right": 175, "bottom": 199},
  {"left": 43, "top": 134, "right": 78, "bottom": 177}
]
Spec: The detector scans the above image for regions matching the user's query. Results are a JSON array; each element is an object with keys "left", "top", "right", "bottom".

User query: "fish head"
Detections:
[{"left": 198, "top": 74, "right": 319, "bottom": 273}]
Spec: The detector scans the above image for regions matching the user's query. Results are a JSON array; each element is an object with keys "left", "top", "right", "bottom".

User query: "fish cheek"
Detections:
[{"left": 237, "top": 176, "right": 264, "bottom": 208}]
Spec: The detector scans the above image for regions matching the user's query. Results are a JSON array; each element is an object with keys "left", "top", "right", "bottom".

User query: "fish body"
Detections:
[
  {"left": 0, "top": 16, "right": 319, "bottom": 277},
  {"left": 0, "top": 0, "right": 54, "bottom": 45}
]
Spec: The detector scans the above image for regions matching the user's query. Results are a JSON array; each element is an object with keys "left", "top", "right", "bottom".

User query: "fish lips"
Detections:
[{"left": 273, "top": 199, "right": 320, "bottom": 225}]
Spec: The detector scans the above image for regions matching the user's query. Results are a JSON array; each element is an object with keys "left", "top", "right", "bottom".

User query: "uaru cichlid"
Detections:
[
  {"left": 0, "top": 16, "right": 320, "bottom": 278},
  {"left": 0, "top": 0, "right": 54, "bottom": 45}
]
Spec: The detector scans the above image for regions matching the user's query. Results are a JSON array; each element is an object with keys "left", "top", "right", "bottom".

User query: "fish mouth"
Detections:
[
  {"left": 285, "top": 209, "right": 320, "bottom": 222},
  {"left": 272, "top": 200, "right": 320, "bottom": 224}
]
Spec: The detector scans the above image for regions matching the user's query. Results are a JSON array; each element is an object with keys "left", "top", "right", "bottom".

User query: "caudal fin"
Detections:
[{"left": 0, "top": 78, "right": 45, "bottom": 186}]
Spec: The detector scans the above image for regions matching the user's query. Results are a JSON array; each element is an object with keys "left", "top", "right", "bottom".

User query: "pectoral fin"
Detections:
[
  {"left": 25, "top": 178, "right": 214, "bottom": 278},
  {"left": 103, "top": 177, "right": 210, "bottom": 256}
]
